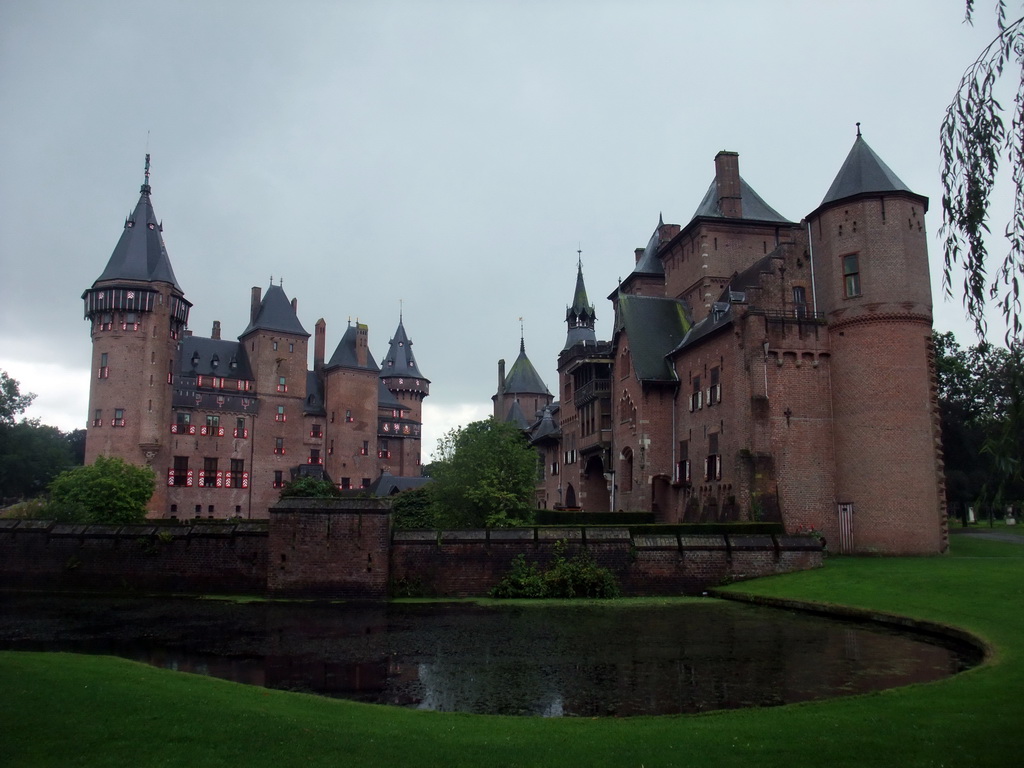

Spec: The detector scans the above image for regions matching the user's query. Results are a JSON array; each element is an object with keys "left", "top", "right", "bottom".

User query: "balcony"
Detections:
[{"left": 574, "top": 379, "right": 611, "bottom": 407}]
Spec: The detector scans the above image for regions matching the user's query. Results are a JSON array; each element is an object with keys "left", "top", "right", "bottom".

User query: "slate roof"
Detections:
[
  {"left": 178, "top": 336, "right": 252, "bottom": 378},
  {"left": 304, "top": 371, "right": 326, "bottom": 416},
  {"left": 367, "top": 471, "right": 431, "bottom": 496},
  {"left": 529, "top": 405, "right": 561, "bottom": 444},
  {"left": 325, "top": 323, "right": 380, "bottom": 371},
  {"left": 94, "top": 177, "right": 181, "bottom": 290},
  {"left": 564, "top": 261, "right": 598, "bottom": 350},
  {"left": 691, "top": 177, "right": 791, "bottom": 223},
  {"left": 380, "top": 318, "right": 428, "bottom": 381},
  {"left": 816, "top": 134, "right": 919, "bottom": 210},
  {"left": 502, "top": 339, "right": 550, "bottom": 395},
  {"left": 378, "top": 380, "right": 408, "bottom": 413},
  {"left": 504, "top": 399, "right": 532, "bottom": 430},
  {"left": 616, "top": 293, "right": 692, "bottom": 381},
  {"left": 240, "top": 284, "right": 310, "bottom": 338},
  {"left": 632, "top": 216, "right": 666, "bottom": 276}
]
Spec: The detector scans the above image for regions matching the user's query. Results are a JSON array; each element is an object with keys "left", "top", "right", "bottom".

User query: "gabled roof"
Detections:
[
  {"left": 325, "top": 323, "right": 380, "bottom": 372},
  {"left": 367, "top": 471, "right": 431, "bottom": 496},
  {"left": 816, "top": 134, "right": 920, "bottom": 211},
  {"left": 94, "top": 163, "right": 181, "bottom": 290},
  {"left": 502, "top": 339, "right": 550, "bottom": 396},
  {"left": 304, "top": 371, "right": 326, "bottom": 416},
  {"left": 616, "top": 293, "right": 692, "bottom": 382},
  {"left": 632, "top": 216, "right": 666, "bottom": 276},
  {"left": 691, "top": 178, "right": 791, "bottom": 223},
  {"left": 178, "top": 336, "right": 252, "bottom": 379},
  {"left": 380, "top": 317, "right": 428, "bottom": 382},
  {"left": 240, "top": 284, "right": 310, "bottom": 338}
]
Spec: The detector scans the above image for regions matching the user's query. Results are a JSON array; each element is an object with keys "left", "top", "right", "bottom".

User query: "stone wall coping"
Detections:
[
  {"left": 679, "top": 535, "right": 728, "bottom": 549},
  {"left": 0, "top": 519, "right": 22, "bottom": 531},
  {"left": 393, "top": 530, "right": 439, "bottom": 543},
  {"left": 488, "top": 529, "right": 536, "bottom": 542},
  {"left": 118, "top": 525, "right": 159, "bottom": 537},
  {"left": 728, "top": 534, "right": 777, "bottom": 550},
  {"left": 775, "top": 534, "right": 825, "bottom": 551},
  {"left": 49, "top": 524, "right": 92, "bottom": 537},
  {"left": 232, "top": 522, "right": 270, "bottom": 535},
  {"left": 584, "top": 528, "right": 631, "bottom": 541},
  {"left": 271, "top": 498, "right": 392, "bottom": 513},
  {"left": 440, "top": 529, "right": 488, "bottom": 542},
  {"left": 83, "top": 524, "right": 122, "bottom": 537},
  {"left": 633, "top": 534, "right": 680, "bottom": 550},
  {"left": 15, "top": 520, "right": 53, "bottom": 532},
  {"left": 537, "top": 528, "right": 582, "bottom": 540}
]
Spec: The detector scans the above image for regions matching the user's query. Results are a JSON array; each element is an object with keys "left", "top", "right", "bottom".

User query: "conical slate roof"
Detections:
[
  {"left": 817, "top": 133, "right": 916, "bottom": 209},
  {"left": 502, "top": 339, "right": 550, "bottom": 396},
  {"left": 94, "top": 158, "right": 181, "bottom": 289},
  {"left": 240, "top": 284, "right": 310, "bottom": 338},
  {"left": 504, "top": 399, "right": 531, "bottom": 430},
  {"left": 380, "top": 317, "right": 428, "bottom": 381},
  {"left": 564, "top": 260, "right": 598, "bottom": 350}
]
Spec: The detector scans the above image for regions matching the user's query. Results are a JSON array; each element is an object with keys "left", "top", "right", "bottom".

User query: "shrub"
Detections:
[
  {"left": 47, "top": 456, "right": 154, "bottom": 524},
  {"left": 490, "top": 540, "right": 620, "bottom": 599}
]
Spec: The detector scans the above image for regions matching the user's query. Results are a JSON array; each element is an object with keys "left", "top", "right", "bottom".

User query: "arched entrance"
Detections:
[
  {"left": 565, "top": 484, "right": 577, "bottom": 508},
  {"left": 651, "top": 475, "right": 672, "bottom": 522},
  {"left": 582, "top": 455, "right": 609, "bottom": 512}
]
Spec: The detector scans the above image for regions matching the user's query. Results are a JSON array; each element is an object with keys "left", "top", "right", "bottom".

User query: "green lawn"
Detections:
[{"left": 2, "top": 536, "right": 1021, "bottom": 768}]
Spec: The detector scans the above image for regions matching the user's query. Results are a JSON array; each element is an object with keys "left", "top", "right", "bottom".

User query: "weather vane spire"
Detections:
[{"left": 856, "top": 121, "right": 862, "bottom": 138}]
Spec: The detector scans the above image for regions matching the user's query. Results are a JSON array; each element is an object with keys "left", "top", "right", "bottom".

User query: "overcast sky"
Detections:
[{"left": 0, "top": 0, "right": 1010, "bottom": 458}]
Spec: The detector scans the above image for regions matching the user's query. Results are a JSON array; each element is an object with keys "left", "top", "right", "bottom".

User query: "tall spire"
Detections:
[
  {"left": 380, "top": 314, "right": 429, "bottom": 383},
  {"left": 564, "top": 254, "right": 597, "bottom": 350},
  {"left": 91, "top": 155, "right": 181, "bottom": 289}
]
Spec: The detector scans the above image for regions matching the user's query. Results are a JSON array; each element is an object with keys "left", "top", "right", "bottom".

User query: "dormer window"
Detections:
[
  {"left": 191, "top": 351, "right": 200, "bottom": 368},
  {"left": 211, "top": 354, "right": 219, "bottom": 369}
]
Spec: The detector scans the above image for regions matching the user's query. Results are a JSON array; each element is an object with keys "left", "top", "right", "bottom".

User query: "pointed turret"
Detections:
[
  {"left": 564, "top": 256, "right": 598, "bottom": 350},
  {"left": 494, "top": 334, "right": 553, "bottom": 422},
  {"left": 380, "top": 315, "right": 429, "bottom": 385},
  {"left": 379, "top": 313, "right": 429, "bottom": 477},
  {"left": 91, "top": 155, "right": 182, "bottom": 289},
  {"left": 240, "top": 284, "right": 310, "bottom": 338},
  {"left": 815, "top": 127, "right": 922, "bottom": 213}
]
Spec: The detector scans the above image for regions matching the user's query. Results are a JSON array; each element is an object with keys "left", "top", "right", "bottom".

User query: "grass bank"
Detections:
[{"left": 2, "top": 536, "right": 1020, "bottom": 767}]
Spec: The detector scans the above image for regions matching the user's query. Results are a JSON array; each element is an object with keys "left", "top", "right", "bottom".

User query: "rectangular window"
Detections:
[
  {"left": 229, "top": 459, "right": 246, "bottom": 489},
  {"left": 341, "top": 477, "right": 351, "bottom": 490},
  {"left": 233, "top": 417, "right": 247, "bottom": 439},
  {"left": 676, "top": 440, "right": 690, "bottom": 484},
  {"left": 289, "top": 343, "right": 294, "bottom": 353},
  {"left": 345, "top": 409, "right": 354, "bottom": 423},
  {"left": 93, "top": 409, "right": 102, "bottom": 427},
  {"left": 310, "top": 423, "right": 322, "bottom": 438},
  {"left": 170, "top": 456, "right": 191, "bottom": 487},
  {"left": 277, "top": 376, "right": 287, "bottom": 393},
  {"left": 793, "top": 285, "right": 808, "bottom": 318},
  {"left": 360, "top": 440, "right": 369, "bottom": 456},
  {"left": 274, "top": 437, "right": 285, "bottom": 455},
  {"left": 273, "top": 470, "right": 284, "bottom": 489},
  {"left": 705, "top": 433, "right": 721, "bottom": 482},
  {"left": 112, "top": 408, "right": 125, "bottom": 427},
  {"left": 690, "top": 376, "right": 702, "bottom": 412},
  {"left": 308, "top": 449, "right": 322, "bottom": 465},
  {"left": 98, "top": 352, "right": 109, "bottom": 379},
  {"left": 708, "top": 367, "right": 721, "bottom": 406},
  {"left": 361, "top": 478, "right": 371, "bottom": 489},
  {"left": 275, "top": 406, "right": 286, "bottom": 422},
  {"left": 202, "top": 457, "right": 218, "bottom": 487},
  {"left": 202, "top": 414, "right": 223, "bottom": 437},
  {"left": 843, "top": 254, "right": 861, "bottom": 297}
]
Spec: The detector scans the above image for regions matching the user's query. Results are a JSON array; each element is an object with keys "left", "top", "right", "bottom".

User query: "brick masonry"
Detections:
[{"left": 0, "top": 510, "right": 823, "bottom": 598}]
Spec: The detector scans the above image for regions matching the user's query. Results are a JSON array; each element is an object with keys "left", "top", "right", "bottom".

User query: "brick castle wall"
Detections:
[{"left": 0, "top": 510, "right": 823, "bottom": 598}]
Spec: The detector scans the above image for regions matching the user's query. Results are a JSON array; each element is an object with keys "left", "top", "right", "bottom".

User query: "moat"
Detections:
[{"left": 0, "top": 594, "right": 978, "bottom": 717}]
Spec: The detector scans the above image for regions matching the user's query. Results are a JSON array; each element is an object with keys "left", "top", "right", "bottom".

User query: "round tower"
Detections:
[
  {"left": 379, "top": 314, "right": 429, "bottom": 474},
  {"left": 83, "top": 156, "right": 191, "bottom": 513},
  {"left": 807, "top": 131, "right": 945, "bottom": 554}
]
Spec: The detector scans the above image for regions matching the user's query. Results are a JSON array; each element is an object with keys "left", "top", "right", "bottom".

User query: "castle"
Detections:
[
  {"left": 83, "top": 157, "right": 429, "bottom": 518},
  {"left": 495, "top": 132, "right": 947, "bottom": 555}
]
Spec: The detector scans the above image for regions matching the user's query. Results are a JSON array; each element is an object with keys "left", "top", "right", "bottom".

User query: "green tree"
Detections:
[
  {"left": 391, "top": 486, "right": 437, "bottom": 529},
  {"left": 941, "top": 1, "right": 1024, "bottom": 340},
  {"left": 0, "top": 370, "right": 34, "bottom": 426},
  {"left": 934, "top": 331, "right": 1023, "bottom": 519},
  {"left": 428, "top": 418, "right": 537, "bottom": 528},
  {"left": 47, "top": 456, "right": 155, "bottom": 524},
  {"left": 279, "top": 475, "right": 341, "bottom": 499},
  {"left": 0, "top": 420, "right": 75, "bottom": 500}
]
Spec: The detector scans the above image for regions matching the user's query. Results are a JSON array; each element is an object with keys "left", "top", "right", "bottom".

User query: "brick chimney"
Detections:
[
  {"left": 715, "top": 151, "right": 742, "bottom": 218},
  {"left": 356, "top": 323, "right": 368, "bottom": 367},
  {"left": 250, "top": 287, "right": 262, "bottom": 325},
  {"left": 211, "top": 320, "right": 221, "bottom": 340},
  {"left": 634, "top": 247, "right": 646, "bottom": 264},
  {"left": 314, "top": 318, "right": 326, "bottom": 373}
]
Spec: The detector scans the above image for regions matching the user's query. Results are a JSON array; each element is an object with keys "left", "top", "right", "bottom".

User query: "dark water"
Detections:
[{"left": 0, "top": 595, "right": 978, "bottom": 717}]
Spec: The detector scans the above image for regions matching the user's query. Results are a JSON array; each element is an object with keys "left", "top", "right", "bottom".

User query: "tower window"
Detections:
[
  {"left": 277, "top": 376, "right": 287, "bottom": 393},
  {"left": 273, "top": 470, "right": 284, "bottom": 489},
  {"left": 274, "top": 438, "right": 285, "bottom": 455},
  {"left": 112, "top": 408, "right": 125, "bottom": 427},
  {"left": 275, "top": 405, "right": 286, "bottom": 422},
  {"left": 93, "top": 409, "right": 102, "bottom": 427},
  {"left": 793, "top": 286, "right": 808, "bottom": 318},
  {"left": 842, "top": 254, "right": 861, "bottom": 298},
  {"left": 98, "top": 352, "right": 109, "bottom": 379},
  {"left": 202, "top": 457, "right": 219, "bottom": 487}
]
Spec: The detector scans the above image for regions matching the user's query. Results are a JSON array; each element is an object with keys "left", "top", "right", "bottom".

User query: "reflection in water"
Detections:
[{"left": 0, "top": 595, "right": 978, "bottom": 717}]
